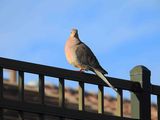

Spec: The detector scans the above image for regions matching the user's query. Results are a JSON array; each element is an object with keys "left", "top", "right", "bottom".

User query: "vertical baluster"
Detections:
[
  {"left": 0, "top": 68, "right": 3, "bottom": 120},
  {"left": 18, "top": 71, "right": 24, "bottom": 101},
  {"left": 59, "top": 78, "right": 65, "bottom": 107},
  {"left": 158, "top": 95, "right": 160, "bottom": 120},
  {"left": 0, "top": 68, "right": 3, "bottom": 99},
  {"left": 39, "top": 114, "right": 44, "bottom": 120},
  {"left": 39, "top": 75, "right": 45, "bottom": 104},
  {"left": 18, "top": 111, "right": 24, "bottom": 120},
  {"left": 39, "top": 74, "right": 45, "bottom": 120},
  {"left": 116, "top": 89, "right": 123, "bottom": 117},
  {"left": 0, "top": 109, "right": 3, "bottom": 120},
  {"left": 18, "top": 71, "right": 24, "bottom": 120},
  {"left": 59, "top": 78, "right": 65, "bottom": 120},
  {"left": 98, "top": 85, "right": 104, "bottom": 114},
  {"left": 79, "top": 81, "right": 84, "bottom": 111}
]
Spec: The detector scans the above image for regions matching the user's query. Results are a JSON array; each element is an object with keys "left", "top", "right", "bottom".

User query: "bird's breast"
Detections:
[{"left": 65, "top": 40, "right": 78, "bottom": 65}]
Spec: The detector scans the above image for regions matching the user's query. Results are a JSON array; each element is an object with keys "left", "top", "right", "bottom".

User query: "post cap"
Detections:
[{"left": 130, "top": 65, "right": 151, "bottom": 76}]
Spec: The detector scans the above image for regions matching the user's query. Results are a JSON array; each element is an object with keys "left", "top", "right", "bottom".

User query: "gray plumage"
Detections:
[
  {"left": 65, "top": 28, "right": 117, "bottom": 92},
  {"left": 75, "top": 42, "right": 108, "bottom": 74}
]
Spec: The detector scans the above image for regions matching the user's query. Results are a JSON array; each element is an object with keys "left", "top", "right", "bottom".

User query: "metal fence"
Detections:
[{"left": 0, "top": 57, "right": 159, "bottom": 120}]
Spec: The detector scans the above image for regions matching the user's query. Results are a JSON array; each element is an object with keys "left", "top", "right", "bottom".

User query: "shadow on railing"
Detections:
[{"left": 0, "top": 57, "right": 160, "bottom": 120}]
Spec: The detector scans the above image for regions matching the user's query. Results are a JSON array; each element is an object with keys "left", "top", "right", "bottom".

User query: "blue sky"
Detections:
[{"left": 0, "top": 0, "right": 160, "bottom": 100}]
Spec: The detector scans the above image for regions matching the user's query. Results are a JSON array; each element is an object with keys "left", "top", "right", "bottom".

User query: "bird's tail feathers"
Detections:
[{"left": 93, "top": 69, "right": 117, "bottom": 92}]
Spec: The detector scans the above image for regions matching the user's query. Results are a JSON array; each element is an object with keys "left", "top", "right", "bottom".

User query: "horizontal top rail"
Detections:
[
  {"left": 0, "top": 57, "right": 141, "bottom": 92},
  {"left": 151, "top": 85, "right": 160, "bottom": 95}
]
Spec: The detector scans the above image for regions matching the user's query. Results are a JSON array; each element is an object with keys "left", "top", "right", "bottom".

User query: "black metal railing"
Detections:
[{"left": 0, "top": 57, "right": 160, "bottom": 120}]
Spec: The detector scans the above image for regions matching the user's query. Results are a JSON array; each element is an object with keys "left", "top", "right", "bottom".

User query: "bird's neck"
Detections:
[
  {"left": 70, "top": 32, "right": 79, "bottom": 38},
  {"left": 74, "top": 33, "right": 79, "bottom": 38},
  {"left": 68, "top": 36, "right": 81, "bottom": 45}
]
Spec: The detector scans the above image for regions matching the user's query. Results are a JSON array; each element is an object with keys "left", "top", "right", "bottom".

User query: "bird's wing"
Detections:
[
  {"left": 75, "top": 42, "right": 107, "bottom": 74},
  {"left": 75, "top": 42, "right": 116, "bottom": 92}
]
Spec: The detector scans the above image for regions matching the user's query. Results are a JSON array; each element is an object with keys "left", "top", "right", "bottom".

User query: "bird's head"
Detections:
[{"left": 70, "top": 28, "right": 79, "bottom": 38}]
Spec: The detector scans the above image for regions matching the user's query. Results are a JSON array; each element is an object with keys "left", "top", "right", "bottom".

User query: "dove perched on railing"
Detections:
[{"left": 65, "top": 28, "right": 117, "bottom": 92}]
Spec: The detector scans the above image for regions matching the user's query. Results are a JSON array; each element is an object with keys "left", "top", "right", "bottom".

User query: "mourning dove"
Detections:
[{"left": 65, "top": 28, "right": 117, "bottom": 92}]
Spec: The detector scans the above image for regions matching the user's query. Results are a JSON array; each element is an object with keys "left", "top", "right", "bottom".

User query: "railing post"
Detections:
[{"left": 130, "top": 65, "right": 151, "bottom": 120}]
